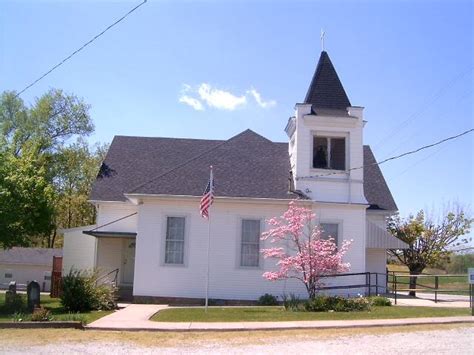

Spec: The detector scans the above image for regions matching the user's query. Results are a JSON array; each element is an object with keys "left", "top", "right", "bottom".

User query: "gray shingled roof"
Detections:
[
  {"left": 304, "top": 51, "right": 351, "bottom": 111},
  {"left": 91, "top": 130, "right": 397, "bottom": 211},
  {"left": 363, "top": 145, "right": 397, "bottom": 211},
  {"left": 0, "top": 247, "right": 62, "bottom": 266}
]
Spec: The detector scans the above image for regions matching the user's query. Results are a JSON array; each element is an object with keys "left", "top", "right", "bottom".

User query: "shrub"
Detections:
[
  {"left": 31, "top": 307, "right": 52, "bottom": 321},
  {"left": 93, "top": 283, "right": 118, "bottom": 310},
  {"left": 369, "top": 296, "right": 392, "bottom": 307},
  {"left": 282, "top": 293, "right": 301, "bottom": 311},
  {"left": 11, "top": 311, "right": 28, "bottom": 322},
  {"left": 61, "top": 269, "right": 116, "bottom": 312},
  {"left": 346, "top": 297, "right": 371, "bottom": 311},
  {"left": 305, "top": 295, "right": 371, "bottom": 312},
  {"left": 304, "top": 295, "right": 331, "bottom": 312},
  {"left": 257, "top": 293, "right": 279, "bottom": 306},
  {"left": 4, "top": 293, "right": 25, "bottom": 313}
]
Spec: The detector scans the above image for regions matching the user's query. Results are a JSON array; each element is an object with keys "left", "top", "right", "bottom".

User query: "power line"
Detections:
[
  {"left": 372, "top": 66, "right": 473, "bottom": 151},
  {"left": 15, "top": 0, "right": 148, "bottom": 98},
  {"left": 392, "top": 145, "right": 444, "bottom": 181},
  {"left": 381, "top": 87, "right": 473, "bottom": 159},
  {"left": 91, "top": 212, "right": 138, "bottom": 232},
  {"left": 296, "top": 128, "right": 474, "bottom": 180}
]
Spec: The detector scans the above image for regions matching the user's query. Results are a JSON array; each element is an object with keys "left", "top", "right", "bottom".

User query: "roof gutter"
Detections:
[
  {"left": 123, "top": 193, "right": 302, "bottom": 206},
  {"left": 83, "top": 230, "right": 137, "bottom": 238}
]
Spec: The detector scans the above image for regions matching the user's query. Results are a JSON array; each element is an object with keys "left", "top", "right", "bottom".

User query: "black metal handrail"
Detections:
[
  {"left": 318, "top": 271, "right": 470, "bottom": 306},
  {"left": 96, "top": 268, "right": 119, "bottom": 287},
  {"left": 318, "top": 272, "right": 375, "bottom": 296}
]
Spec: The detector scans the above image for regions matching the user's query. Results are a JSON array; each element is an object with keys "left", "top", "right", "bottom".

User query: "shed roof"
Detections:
[{"left": 0, "top": 247, "right": 62, "bottom": 267}]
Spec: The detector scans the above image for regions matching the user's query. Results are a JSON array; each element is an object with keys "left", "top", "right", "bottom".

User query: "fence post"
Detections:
[
  {"left": 470, "top": 284, "right": 472, "bottom": 309},
  {"left": 435, "top": 276, "right": 438, "bottom": 303},
  {"left": 375, "top": 273, "right": 379, "bottom": 295},
  {"left": 394, "top": 274, "right": 397, "bottom": 305},
  {"left": 366, "top": 273, "right": 370, "bottom": 297},
  {"left": 471, "top": 284, "right": 473, "bottom": 316},
  {"left": 470, "top": 284, "right": 472, "bottom": 308}
]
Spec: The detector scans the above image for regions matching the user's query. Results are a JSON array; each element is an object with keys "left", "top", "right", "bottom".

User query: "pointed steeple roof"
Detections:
[{"left": 304, "top": 51, "right": 351, "bottom": 110}]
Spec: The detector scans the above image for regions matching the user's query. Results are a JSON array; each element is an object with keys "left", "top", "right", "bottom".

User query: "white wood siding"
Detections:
[
  {"left": 63, "top": 225, "right": 97, "bottom": 273},
  {"left": 134, "top": 198, "right": 367, "bottom": 300},
  {"left": 365, "top": 249, "right": 387, "bottom": 292},
  {"left": 291, "top": 105, "right": 368, "bottom": 205},
  {"left": 96, "top": 203, "right": 138, "bottom": 233}
]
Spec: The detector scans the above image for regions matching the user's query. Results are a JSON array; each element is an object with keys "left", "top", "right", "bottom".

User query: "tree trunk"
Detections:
[
  {"left": 50, "top": 229, "right": 57, "bottom": 248},
  {"left": 408, "top": 268, "right": 422, "bottom": 297}
]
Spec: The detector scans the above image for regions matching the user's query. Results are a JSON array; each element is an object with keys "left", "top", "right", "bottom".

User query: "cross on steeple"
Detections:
[{"left": 320, "top": 29, "right": 325, "bottom": 51}]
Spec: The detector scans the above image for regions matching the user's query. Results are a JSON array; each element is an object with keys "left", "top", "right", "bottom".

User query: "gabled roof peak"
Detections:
[
  {"left": 304, "top": 51, "right": 351, "bottom": 110},
  {"left": 233, "top": 128, "right": 273, "bottom": 143}
]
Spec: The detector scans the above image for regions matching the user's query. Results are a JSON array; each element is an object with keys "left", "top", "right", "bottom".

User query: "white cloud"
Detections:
[
  {"left": 197, "top": 83, "right": 247, "bottom": 111},
  {"left": 179, "top": 95, "right": 204, "bottom": 111},
  {"left": 247, "top": 88, "right": 276, "bottom": 108},
  {"left": 178, "top": 83, "right": 276, "bottom": 111}
]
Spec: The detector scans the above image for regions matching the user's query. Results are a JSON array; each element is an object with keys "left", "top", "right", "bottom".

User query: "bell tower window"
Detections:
[{"left": 313, "top": 136, "right": 346, "bottom": 170}]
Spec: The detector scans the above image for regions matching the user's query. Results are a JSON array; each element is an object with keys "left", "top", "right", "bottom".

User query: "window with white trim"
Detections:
[
  {"left": 240, "top": 219, "right": 261, "bottom": 267},
  {"left": 165, "top": 216, "right": 185, "bottom": 264},
  {"left": 320, "top": 223, "right": 339, "bottom": 245},
  {"left": 313, "top": 136, "right": 346, "bottom": 170}
]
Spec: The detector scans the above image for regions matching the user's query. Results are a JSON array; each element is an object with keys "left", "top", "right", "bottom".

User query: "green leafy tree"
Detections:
[
  {"left": 388, "top": 208, "right": 472, "bottom": 296},
  {"left": 0, "top": 89, "right": 93, "bottom": 156},
  {"left": 53, "top": 139, "right": 108, "bottom": 231},
  {"left": 445, "top": 253, "right": 474, "bottom": 274},
  {"left": 0, "top": 89, "right": 104, "bottom": 248},
  {"left": 0, "top": 152, "right": 55, "bottom": 248}
]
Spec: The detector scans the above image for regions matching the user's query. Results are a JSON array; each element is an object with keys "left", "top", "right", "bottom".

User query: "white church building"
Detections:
[{"left": 63, "top": 51, "right": 406, "bottom": 302}]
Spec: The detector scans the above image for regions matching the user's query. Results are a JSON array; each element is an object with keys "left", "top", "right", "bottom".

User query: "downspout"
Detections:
[{"left": 93, "top": 204, "right": 99, "bottom": 269}]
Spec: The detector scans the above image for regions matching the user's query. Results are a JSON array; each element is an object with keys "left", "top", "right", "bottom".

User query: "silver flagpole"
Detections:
[
  {"left": 205, "top": 214, "right": 211, "bottom": 312},
  {"left": 204, "top": 166, "right": 213, "bottom": 312}
]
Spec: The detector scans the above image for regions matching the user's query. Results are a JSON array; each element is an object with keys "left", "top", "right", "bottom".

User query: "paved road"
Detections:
[{"left": 1, "top": 326, "right": 472, "bottom": 354}]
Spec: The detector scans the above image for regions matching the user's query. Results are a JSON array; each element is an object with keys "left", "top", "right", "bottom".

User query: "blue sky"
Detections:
[{"left": 1, "top": 0, "right": 473, "bottom": 224}]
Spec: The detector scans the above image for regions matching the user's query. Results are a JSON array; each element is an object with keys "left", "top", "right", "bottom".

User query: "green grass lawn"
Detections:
[
  {"left": 151, "top": 306, "right": 471, "bottom": 322},
  {"left": 0, "top": 293, "right": 112, "bottom": 324}
]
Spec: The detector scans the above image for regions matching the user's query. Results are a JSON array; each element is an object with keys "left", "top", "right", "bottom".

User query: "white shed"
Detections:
[{"left": 0, "top": 247, "right": 62, "bottom": 292}]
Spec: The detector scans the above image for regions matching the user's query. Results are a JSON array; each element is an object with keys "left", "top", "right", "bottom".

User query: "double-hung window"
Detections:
[
  {"left": 313, "top": 136, "right": 346, "bottom": 170},
  {"left": 240, "top": 219, "right": 261, "bottom": 267},
  {"left": 165, "top": 217, "right": 185, "bottom": 265},
  {"left": 320, "top": 223, "right": 339, "bottom": 246}
]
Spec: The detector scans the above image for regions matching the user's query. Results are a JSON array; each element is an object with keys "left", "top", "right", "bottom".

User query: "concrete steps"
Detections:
[{"left": 116, "top": 285, "right": 133, "bottom": 302}]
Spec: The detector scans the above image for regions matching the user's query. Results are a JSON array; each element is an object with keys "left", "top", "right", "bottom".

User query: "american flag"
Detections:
[{"left": 200, "top": 166, "right": 214, "bottom": 219}]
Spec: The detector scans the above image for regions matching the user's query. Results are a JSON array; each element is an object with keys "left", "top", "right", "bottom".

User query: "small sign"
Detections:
[{"left": 468, "top": 268, "right": 474, "bottom": 284}]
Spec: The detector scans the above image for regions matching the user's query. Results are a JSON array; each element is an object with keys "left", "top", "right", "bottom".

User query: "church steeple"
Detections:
[
  {"left": 304, "top": 51, "right": 351, "bottom": 110},
  {"left": 287, "top": 50, "right": 366, "bottom": 204}
]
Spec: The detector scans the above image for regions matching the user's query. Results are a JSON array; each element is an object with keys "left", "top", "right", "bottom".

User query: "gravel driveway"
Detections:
[{"left": 1, "top": 326, "right": 472, "bottom": 354}]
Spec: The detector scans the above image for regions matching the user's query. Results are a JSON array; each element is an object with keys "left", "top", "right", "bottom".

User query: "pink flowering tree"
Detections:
[{"left": 261, "top": 201, "right": 352, "bottom": 299}]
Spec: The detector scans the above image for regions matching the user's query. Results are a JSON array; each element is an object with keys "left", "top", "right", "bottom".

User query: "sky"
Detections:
[{"left": 1, "top": 0, "right": 473, "bottom": 226}]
